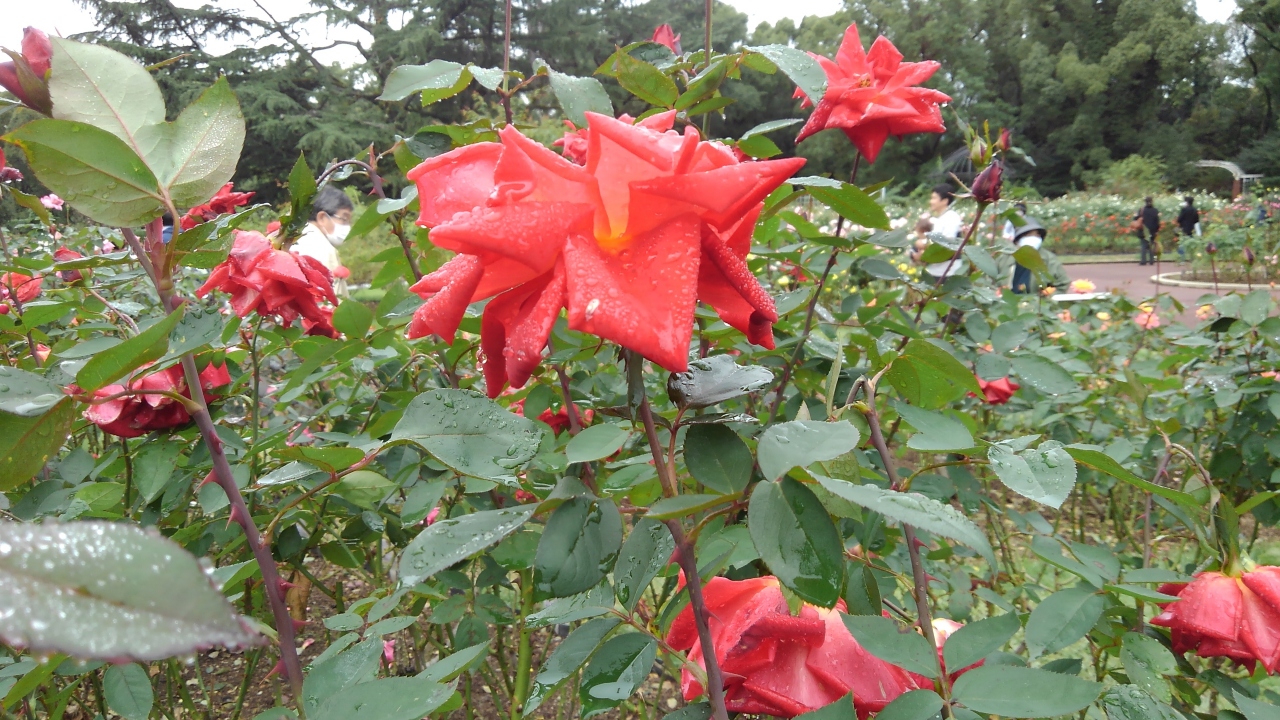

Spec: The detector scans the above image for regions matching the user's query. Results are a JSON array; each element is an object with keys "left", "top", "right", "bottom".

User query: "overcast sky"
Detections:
[{"left": 4, "top": 0, "right": 1242, "bottom": 65}]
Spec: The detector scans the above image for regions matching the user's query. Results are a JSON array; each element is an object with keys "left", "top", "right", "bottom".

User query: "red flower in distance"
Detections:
[
  {"left": 1152, "top": 567, "right": 1280, "bottom": 673},
  {"left": 794, "top": 24, "right": 950, "bottom": 163},
  {"left": 0, "top": 149, "right": 22, "bottom": 183},
  {"left": 0, "top": 27, "right": 52, "bottom": 114},
  {"left": 180, "top": 183, "right": 255, "bottom": 231},
  {"left": 196, "top": 230, "right": 338, "bottom": 338},
  {"left": 652, "top": 24, "right": 682, "bottom": 54},
  {"left": 977, "top": 376, "right": 1019, "bottom": 405},
  {"left": 54, "top": 247, "right": 86, "bottom": 283},
  {"left": 668, "top": 576, "right": 920, "bottom": 717},
  {"left": 0, "top": 272, "right": 42, "bottom": 309},
  {"left": 405, "top": 112, "right": 804, "bottom": 396},
  {"left": 82, "top": 362, "right": 231, "bottom": 438},
  {"left": 509, "top": 398, "right": 593, "bottom": 435}
]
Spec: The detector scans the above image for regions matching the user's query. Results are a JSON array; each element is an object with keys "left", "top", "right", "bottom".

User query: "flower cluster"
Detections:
[
  {"left": 180, "top": 183, "right": 255, "bottom": 231},
  {"left": 668, "top": 576, "right": 923, "bottom": 717},
  {"left": 1152, "top": 567, "right": 1280, "bottom": 673},
  {"left": 794, "top": 24, "right": 950, "bottom": 163},
  {"left": 81, "top": 362, "right": 230, "bottom": 438},
  {"left": 404, "top": 112, "right": 804, "bottom": 396},
  {"left": 196, "top": 231, "right": 338, "bottom": 337}
]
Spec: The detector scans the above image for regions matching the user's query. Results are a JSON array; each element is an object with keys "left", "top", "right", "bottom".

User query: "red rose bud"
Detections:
[
  {"left": 969, "top": 139, "right": 988, "bottom": 166},
  {"left": 971, "top": 160, "right": 1003, "bottom": 204},
  {"left": 0, "top": 149, "right": 21, "bottom": 183},
  {"left": 1245, "top": 246, "right": 1256, "bottom": 265},
  {"left": 652, "top": 24, "right": 681, "bottom": 54},
  {"left": 1151, "top": 567, "right": 1280, "bottom": 673},
  {"left": 1207, "top": 242, "right": 1218, "bottom": 255},
  {"left": 54, "top": 247, "right": 86, "bottom": 283},
  {"left": 0, "top": 27, "right": 53, "bottom": 114},
  {"left": 976, "top": 376, "right": 1019, "bottom": 405},
  {"left": 998, "top": 128, "right": 1012, "bottom": 151}
]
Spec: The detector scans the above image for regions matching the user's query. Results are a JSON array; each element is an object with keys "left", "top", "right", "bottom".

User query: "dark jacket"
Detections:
[
  {"left": 1177, "top": 205, "right": 1199, "bottom": 235},
  {"left": 1137, "top": 206, "right": 1160, "bottom": 235}
]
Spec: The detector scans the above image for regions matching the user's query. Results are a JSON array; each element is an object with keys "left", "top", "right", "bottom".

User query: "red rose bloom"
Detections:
[
  {"left": 652, "top": 24, "right": 682, "bottom": 54},
  {"left": 0, "top": 27, "right": 52, "bottom": 114},
  {"left": 0, "top": 272, "right": 42, "bottom": 309},
  {"left": 196, "top": 230, "right": 338, "bottom": 337},
  {"left": 180, "top": 183, "right": 255, "bottom": 231},
  {"left": 0, "top": 149, "right": 22, "bottom": 183},
  {"left": 668, "top": 576, "right": 920, "bottom": 718},
  {"left": 977, "top": 376, "right": 1019, "bottom": 405},
  {"left": 83, "top": 362, "right": 231, "bottom": 438},
  {"left": 405, "top": 112, "right": 804, "bottom": 396},
  {"left": 54, "top": 247, "right": 86, "bottom": 283},
  {"left": 1152, "top": 567, "right": 1280, "bottom": 673},
  {"left": 794, "top": 24, "right": 951, "bottom": 163}
]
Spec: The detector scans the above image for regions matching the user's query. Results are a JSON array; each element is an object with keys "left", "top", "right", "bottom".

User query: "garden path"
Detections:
[{"left": 1064, "top": 261, "right": 1280, "bottom": 325}]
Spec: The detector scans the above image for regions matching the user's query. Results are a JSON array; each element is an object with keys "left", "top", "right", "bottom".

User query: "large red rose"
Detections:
[
  {"left": 83, "top": 362, "right": 231, "bottom": 438},
  {"left": 196, "top": 230, "right": 338, "bottom": 337},
  {"left": 977, "top": 376, "right": 1019, "bottom": 405},
  {"left": 668, "top": 576, "right": 920, "bottom": 717},
  {"left": 405, "top": 112, "right": 804, "bottom": 396},
  {"left": 794, "top": 24, "right": 951, "bottom": 163},
  {"left": 1151, "top": 567, "right": 1280, "bottom": 673}
]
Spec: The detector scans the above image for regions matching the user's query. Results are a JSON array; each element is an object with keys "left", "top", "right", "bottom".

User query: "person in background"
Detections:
[
  {"left": 923, "top": 184, "right": 967, "bottom": 278},
  {"left": 161, "top": 213, "right": 174, "bottom": 244},
  {"left": 1176, "top": 196, "right": 1199, "bottom": 261},
  {"left": 1010, "top": 216, "right": 1045, "bottom": 294},
  {"left": 294, "top": 186, "right": 354, "bottom": 297},
  {"left": 1135, "top": 196, "right": 1159, "bottom": 266}
]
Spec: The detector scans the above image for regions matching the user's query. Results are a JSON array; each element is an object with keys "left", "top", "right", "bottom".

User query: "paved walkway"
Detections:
[{"left": 1063, "top": 262, "right": 1280, "bottom": 325}]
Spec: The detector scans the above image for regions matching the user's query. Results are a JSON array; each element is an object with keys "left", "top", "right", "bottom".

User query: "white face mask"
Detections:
[{"left": 326, "top": 222, "right": 351, "bottom": 246}]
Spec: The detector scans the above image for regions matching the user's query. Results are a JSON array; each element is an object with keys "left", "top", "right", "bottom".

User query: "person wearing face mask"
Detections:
[{"left": 294, "top": 186, "right": 354, "bottom": 297}]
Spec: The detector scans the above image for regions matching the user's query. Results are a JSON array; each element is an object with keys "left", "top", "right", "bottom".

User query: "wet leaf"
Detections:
[{"left": 398, "top": 505, "right": 536, "bottom": 586}]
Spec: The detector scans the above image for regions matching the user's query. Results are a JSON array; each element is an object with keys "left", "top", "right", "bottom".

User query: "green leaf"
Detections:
[
  {"left": 1024, "top": 585, "right": 1104, "bottom": 658},
  {"left": 741, "top": 118, "right": 803, "bottom": 139},
  {"left": 76, "top": 308, "right": 185, "bottom": 392},
  {"left": 398, "top": 505, "right": 536, "bottom": 586},
  {"left": 535, "top": 498, "right": 622, "bottom": 598},
  {"left": 952, "top": 666, "right": 1102, "bottom": 717},
  {"left": 301, "top": 640, "right": 383, "bottom": 716},
  {"left": 988, "top": 440, "right": 1077, "bottom": 508},
  {"left": 1064, "top": 446, "right": 1198, "bottom": 507},
  {"left": 0, "top": 399, "right": 76, "bottom": 491},
  {"left": 840, "top": 614, "right": 940, "bottom": 678},
  {"left": 744, "top": 44, "right": 827, "bottom": 104},
  {"left": 749, "top": 477, "right": 844, "bottom": 607},
  {"left": 2, "top": 656, "right": 62, "bottom": 711},
  {"left": 875, "top": 690, "right": 944, "bottom": 720},
  {"left": 1121, "top": 632, "right": 1176, "bottom": 703},
  {"left": 566, "top": 423, "right": 631, "bottom": 464},
  {"left": 539, "top": 64, "right": 613, "bottom": 127},
  {"left": 401, "top": 480, "right": 445, "bottom": 527},
  {"left": 0, "top": 366, "right": 65, "bottom": 417},
  {"left": 1102, "top": 686, "right": 1185, "bottom": 720},
  {"left": 815, "top": 476, "right": 996, "bottom": 566},
  {"left": 165, "top": 305, "right": 226, "bottom": 359},
  {"left": 332, "top": 299, "right": 374, "bottom": 338},
  {"left": 103, "top": 663, "right": 153, "bottom": 720},
  {"left": 645, "top": 493, "right": 734, "bottom": 520},
  {"left": 613, "top": 519, "right": 674, "bottom": 613},
  {"left": 333, "top": 470, "right": 394, "bottom": 511},
  {"left": 276, "top": 446, "right": 365, "bottom": 473},
  {"left": 757, "top": 420, "right": 860, "bottom": 482},
  {"left": 152, "top": 76, "right": 245, "bottom": 209},
  {"left": 579, "top": 633, "right": 657, "bottom": 717},
  {"left": 1013, "top": 245, "right": 1048, "bottom": 276},
  {"left": 1234, "top": 690, "right": 1280, "bottom": 720},
  {"left": 525, "top": 618, "right": 619, "bottom": 715},
  {"left": 663, "top": 704, "right": 712, "bottom": 720},
  {"left": 0, "top": 521, "right": 260, "bottom": 659},
  {"left": 391, "top": 389, "right": 545, "bottom": 483},
  {"left": 1009, "top": 356, "right": 1079, "bottom": 395},
  {"left": 419, "top": 642, "right": 489, "bottom": 683},
  {"left": 796, "top": 694, "right": 856, "bottom": 719},
  {"left": 943, "top": 612, "right": 1021, "bottom": 672},
  {"left": 809, "top": 183, "right": 891, "bottom": 230},
  {"left": 684, "top": 424, "right": 753, "bottom": 494},
  {"left": 667, "top": 355, "right": 773, "bottom": 409},
  {"left": 611, "top": 52, "right": 678, "bottom": 107},
  {"left": 7, "top": 188, "right": 52, "bottom": 226},
  {"left": 5, "top": 119, "right": 163, "bottom": 227},
  {"left": 133, "top": 439, "right": 184, "bottom": 504},
  {"left": 379, "top": 60, "right": 469, "bottom": 102},
  {"left": 312, "top": 678, "right": 454, "bottom": 720},
  {"left": 47, "top": 38, "right": 165, "bottom": 156},
  {"left": 886, "top": 340, "right": 982, "bottom": 409},
  {"left": 895, "top": 402, "right": 974, "bottom": 452}
]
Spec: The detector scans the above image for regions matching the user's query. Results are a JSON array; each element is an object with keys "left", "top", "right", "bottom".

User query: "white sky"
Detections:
[{"left": 3, "top": 0, "right": 1242, "bottom": 63}]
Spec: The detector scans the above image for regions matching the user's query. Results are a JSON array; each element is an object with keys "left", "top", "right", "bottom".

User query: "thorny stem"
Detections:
[
  {"left": 631, "top": 354, "right": 729, "bottom": 720},
  {"left": 123, "top": 225, "right": 306, "bottom": 705}
]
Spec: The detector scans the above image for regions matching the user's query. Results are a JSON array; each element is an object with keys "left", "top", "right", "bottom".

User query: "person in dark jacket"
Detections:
[
  {"left": 1175, "top": 196, "right": 1199, "bottom": 260},
  {"left": 1136, "top": 197, "right": 1160, "bottom": 266}
]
